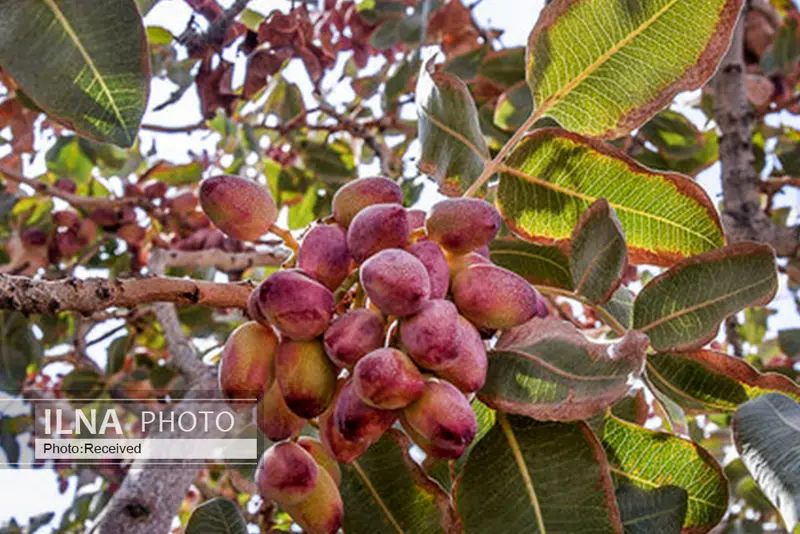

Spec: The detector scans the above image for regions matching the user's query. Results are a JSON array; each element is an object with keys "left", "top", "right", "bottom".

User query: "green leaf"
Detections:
[
  {"left": 639, "top": 110, "right": 706, "bottom": 160},
  {"left": 454, "top": 414, "right": 623, "bottom": 533},
  {"left": 340, "top": 429, "right": 456, "bottom": 534},
  {"left": 778, "top": 328, "right": 800, "bottom": 358},
  {"left": 570, "top": 199, "right": 627, "bottom": 304},
  {"left": 61, "top": 370, "right": 104, "bottom": 400},
  {"left": 646, "top": 350, "right": 800, "bottom": 414},
  {"left": 479, "top": 47, "right": 526, "bottom": 87},
  {"left": 489, "top": 237, "right": 573, "bottom": 290},
  {"left": 494, "top": 80, "right": 534, "bottom": 132},
  {"left": 0, "top": 311, "right": 43, "bottom": 394},
  {"left": 601, "top": 286, "right": 635, "bottom": 330},
  {"left": 0, "top": 0, "right": 150, "bottom": 147},
  {"left": 633, "top": 243, "right": 778, "bottom": 352},
  {"left": 46, "top": 136, "right": 95, "bottom": 183},
  {"left": 525, "top": 0, "right": 743, "bottom": 138},
  {"left": 732, "top": 394, "right": 800, "bottom": 532},
  {"left": 264, "top": 78, "right": 305, "bottom": 122},
  {"left": 498, "top": 129, "right": 724, "bottom": 266},
  {"left": 185, "top": 498, "right": 247, "bottom": 534},
  {"left": 146, "top": 161, "right": 203, "bottom": 186},
  {"left": 602, "top": 416, "right": 728, "bottom": 533},
  {"left": 480, "top": 318, "right": 648, "bottom": 420},
  {"left": 0, "top": 414, "right": 31, "bottom": 467},
  {"left": 416, "top": 58, "right": 489, "bottom": 196},
  {"left": 616, "top": 485, "right": 688, "bottom": 534}
]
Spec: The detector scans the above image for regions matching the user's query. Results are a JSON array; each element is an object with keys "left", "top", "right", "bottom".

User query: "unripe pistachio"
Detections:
[
  {"left": 53, "top": 210, "right": 81, "bottom": 230},
  {"left": 319, "top": 381, "right": 372, "bottom": 463},
  {"left": 360, "top": 248, "right": 430, "bottom": 316},
  {"left": 276, "top": 339, "right": 337, "bottom": 418},
  {"left": 256, "top": 442, "right": 318, "bottom": 505},
  {"left": 435, "top": 316, "right": 487, "bottom": 393},
  {"left": 282, "top": 467, "right": 343, "bottom": 534},
  {"left": 401, "top": 378, "right": 477, "bottom": 459},
  {"left": 297, "top": 224, "right": 351, "bottom": 291},
  {"left": 406, "top": 208, "right": 426, "bottom": 231},
  {"left": 425, "top": 198, "right": 500, "bottom": 254},
  {"left": 219, "top": 321, "right": 278, "bottom": 401},
  {"left": 399, "top": 300, "right": 459, "bottom": 370},
  {"left": 252, "top": 270, "right": 334, "bottom": 340},
  {"left": 298, "top": 436, "right": 341, "bottom": 486},
  {"left": 168, "top": 191, "right": 198, "bottom": 215},
  {"left": 185, "top": 210, "right": 211, "bottom": 230},
  {"left": 254, "top": 380, "right": 305, "bottom": 441},
  {"left": 353, "top": 348, "right": 424, "bottom": 410},
  {"left": 199, "top": 175, "right": 277, "bottom": 241},
  {"left": 89, "top": 207, "right": 118, "bottom": 229},
  {"left": 334, "top": 380, "right": 395, "bottom": 443},
  {"left": 347, "top": 203, "right": 409, "bottom": 263},
  {"left": 451, "top": 264, "right": 543, "bottom": 330},
  {"left": 323, "top": 308, "right": 385, "bottom": 368},
  {"left": 332, "top": 176, "right": 403, "bottom": 228},
  {"left": 407, "top": 240, "right": 449, "bottom": 300}
]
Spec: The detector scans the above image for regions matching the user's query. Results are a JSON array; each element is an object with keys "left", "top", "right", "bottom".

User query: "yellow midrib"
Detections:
[
  {"left": 534, "top": 0, "right": 681, "bottom": 116},
  {"left": 43, "top": 0, "right": 129, "bottom": 140},
  {"left": 352, "top": 461, "right": 405, "bottom": 534},
  {"left": 498, "top": 163, "right": 720, "bottom": 249},
  {"left": 499, "top": 414, "right": 547, "bottom": 533},
  {"left": 638, "top": 275, "right": 775, "bottom": 333}
]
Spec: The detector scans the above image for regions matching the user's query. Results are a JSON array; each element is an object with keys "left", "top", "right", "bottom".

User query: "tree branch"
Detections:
[
  {"left": 158, "top": 246, "right": 290, "bottom": 271},
  {"left": 0, "top": 166, "right": 148, "bottom": 210},
  {"left": 715, "top": 10, "right": 800, "bottom": 257},
  {"left": 0, "top": 275, "right": 252, "bottom": 315}
]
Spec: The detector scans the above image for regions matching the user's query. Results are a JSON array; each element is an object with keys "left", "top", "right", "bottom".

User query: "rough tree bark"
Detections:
[
  {"left": 715, "top": 7, "right": 800, "bottom": 257},
  {"left": 93, "top": 249, "right": 260, "bottom": 534}
]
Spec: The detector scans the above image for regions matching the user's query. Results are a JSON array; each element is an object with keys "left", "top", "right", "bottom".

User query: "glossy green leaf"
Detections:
[
  {"left": 778, "top": 328, "right": 800, "bottom": 357},
  {"left": 526, "top": 0, "right": 743, "bottom": 138},
  {"left": 570, "top": 199, "right": 627, "bottom": 304},
  {"left": 416, "top": 58, "right": 489, "bottom": 196},
  {"left": 602, "top": 416, "right": 728, "bottom": 533},
  {"left": 480, "top": 318, "right": 648, "bottom": 420},
  {"left": 146, "top": 161, "right": 203, "bottom": 186},
  {"left": 455, "top": 414, "right": 623, "bottom": 533},
  {"left": 647, "top": 350, "right": 800, "bottom": 413},
  {"left": 639, "top": 110, "right": 706, "bottom": 159},
  {"left": 489, "top": 237, "right": 573, "bottom": 290},
  {"left": 0, "top": 0, "right": 150, "bottom": 147},
  {"left": 616, "top": 485, "right": 688, "bottom": 534},
  {"left": 633, "top": 243, "right": 778, "bottom": 351},
  {"left": 340, "top": 430, "right": 456, "bottom": 534},
  {"left": 498, "top": 129, "right": 724, "bottom": 267},
  {"left": 732, "top": 394, "right": 800, "bottom": 532},
  {"left": 494, "top": 80, "right": 534, "bottom": 132},
  {"left": 0, "top": 311, "right": 43, "bottom": 394},
  {"left": 479, "top": 47, "right": 526, "bottom": 87},
  {"left": 602, "top": 286, "right": 635, "bottom": 330},
  {"left": 185, "top": 498, "right": 247, "bottom": 534}
]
